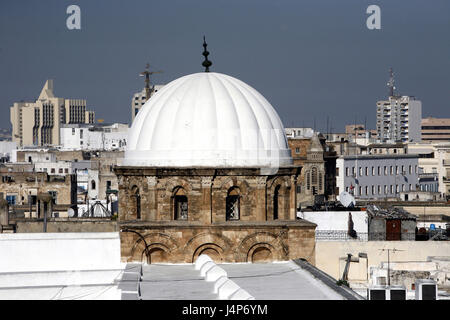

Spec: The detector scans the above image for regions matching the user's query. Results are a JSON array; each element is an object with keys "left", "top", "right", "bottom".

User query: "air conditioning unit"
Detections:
[
  {"left": 389, "top": 285, "right": 407, "bottom": 300},
  {"left": 415, "top": 279, "right": 438, "bottom": 300},
  {"left": 367, "top": 286, "right": 387, "bottom": 300},
  {"left": 368, "top": 286, "right": 407, "bottom": 300}
]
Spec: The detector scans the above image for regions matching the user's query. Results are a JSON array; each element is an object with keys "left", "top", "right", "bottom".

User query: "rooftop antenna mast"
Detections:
[
  {"left": 379, "top": 248, "right": 405, "bottom": 286},
  {"left": 202, "top": 36, "right": 212, "bottom": 72},
  {"left": 140, "top": 63, "right": 163, "bottom": 100},
  {"left": 387, "top": 67, "right": 396, "bottom": 97}
]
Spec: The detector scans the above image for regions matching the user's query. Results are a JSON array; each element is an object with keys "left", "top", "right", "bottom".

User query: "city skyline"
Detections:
[{"left": 1, "top": 0, "right": 450, "bottom": 132}]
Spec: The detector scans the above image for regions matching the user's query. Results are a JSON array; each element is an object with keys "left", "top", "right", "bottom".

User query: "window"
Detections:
[
  {"left": 295, "top": 147, "right": 300, "bottom": 154},
  {"left": 6, "top": 195, "right": 16, "bottom": 205},
  {"left": 80, "top": 129, "right": 83, "bottom": 139},
  {"left": 106, "top": 181, "right": 111, "bottom": 190},
  {"left": 174, "top": 187, "right": 188, "bottom": 220},
  {"left": 352, "top": 167, "right": 355, "bottom": 176},
  {"left": 336, "top": 168, "right": 339, "bottom": 176},
  {"left": 390, "top": 185, "right": 394, "bottom": 194},
  {"left": 390, "top": 166, "right": 393, "bottom": 175},
  {"left": 345, "top": 167, "right": 349, "bottom": 177},
  {"left": 64, "top": 168, "right": 68, "bottom": 173},
  {"left": 371, "top": 185, "right": 375, "bottom": 195},
  {"left": 384, "top": 185, "right": 388, "bottom": 194},
  {"left": 91, "top": 180, "right": 96, "bottom": 190},
  {"left": 51, "top": 168, "right": 55, "bottom": 173},
  {"left": 365, "top": 167, "right": 369, "bottom": 176},
  {"left": 273, "top": 185, "right": 281, "bottom": 220},
  {"left": 378, "top": 166, "right": 381, "bottom": 175},
  {"left": 359, "top": 167, "right": 363, "bottom": 176},
  {"left": 372, "top": 167, "right": 375, "bottom": 176},
  {"left": 296, "top": 185, "right": 301, "bottom": 193},
  {"left": 378, "top": 185, "right": 381, "bottom": 194},
  {"left": 384, "top": 166, "right": 387, "bottom": 175},
  {"left": 59, "top": 168, "right": 63, "bottom": 174},
  {"left": 409, "top": 165, "right": 412, "bottom": 174},
  {"left": 396, "top": 166, "right": 399, "bottom": 175},
  {"left": 365, "top": 186, "right": 368, "bottom": 195},
  {"left": 132, "top": 187, "right": 141, "bottom": 220},
  {"left": 226, "top": 187, "right": 240, "bottom": 221}
]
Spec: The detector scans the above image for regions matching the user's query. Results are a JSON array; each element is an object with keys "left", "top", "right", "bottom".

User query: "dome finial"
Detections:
[{"left": 202, "top": 36, "right": 212, "bottom": 72}]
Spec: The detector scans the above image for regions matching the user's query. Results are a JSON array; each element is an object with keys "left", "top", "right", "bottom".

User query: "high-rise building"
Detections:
[
  {"left": 131, "top": 85, "right": 164, "bottom": 123},
  {"left": 376, "top": 96, "right": 422, "bottom": 143},
  {"left": 376, "top": 69, "right": 422, "bottom": 143},
  {"left": 421, "top": 117, "right": 450, "bottom": 142},
  {"left": 10, "top": 80, "right": 95, "bottom": 147}
]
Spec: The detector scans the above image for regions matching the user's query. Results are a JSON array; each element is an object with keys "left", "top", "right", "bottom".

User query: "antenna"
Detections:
[
  {"left": 379, "top": 248, "right": 405, "bottom": 286},
  {"left": 140, "top": 63, "right": 163, "bottom": 100},
  {"left": 387, "top": 67, "right": 396, "bottom": 97}
]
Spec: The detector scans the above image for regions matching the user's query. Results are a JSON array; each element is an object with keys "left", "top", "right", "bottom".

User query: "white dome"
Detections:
[{"left": 124, "top": 72, "right": 293, "bottom": 168}]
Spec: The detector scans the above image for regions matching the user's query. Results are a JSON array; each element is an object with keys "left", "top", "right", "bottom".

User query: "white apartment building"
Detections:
[
  {"left": 60, "top": 123, "right": 128, "bottom": 151},
  {"left": 336, "top": 154, "right": 419, "bottom": 200},
  {"left": 376, "top": 95, "right": 422, "bottom": 143},
  {"left": 408, "top": 142, "right": 450, "bottom": 197}
]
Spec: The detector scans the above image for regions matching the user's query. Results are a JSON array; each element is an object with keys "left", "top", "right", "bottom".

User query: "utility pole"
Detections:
[{"left": 379, "top": 248, "right": 404, "bottom": 286}]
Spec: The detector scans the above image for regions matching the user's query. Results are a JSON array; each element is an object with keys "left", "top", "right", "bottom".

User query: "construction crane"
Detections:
[{"left": 140, "top": 63, "right": 163, "bottom": 100}]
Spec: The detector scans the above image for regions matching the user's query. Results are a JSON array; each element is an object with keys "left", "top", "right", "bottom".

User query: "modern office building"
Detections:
[
  {"left": 421, "top": 117, "right": 450, "bottom": 142},
  {"left": 10, "top": 80, "right": 95, "bottom": 147}
]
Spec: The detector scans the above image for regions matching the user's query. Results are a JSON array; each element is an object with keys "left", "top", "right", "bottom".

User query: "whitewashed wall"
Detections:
[{"left": 0, "top": 232, "right": 122, "bottom": 272}]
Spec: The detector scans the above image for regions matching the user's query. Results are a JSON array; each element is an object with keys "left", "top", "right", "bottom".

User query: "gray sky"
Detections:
[{"left": 1, "top": 0, "right": 449, "bottom": 132}]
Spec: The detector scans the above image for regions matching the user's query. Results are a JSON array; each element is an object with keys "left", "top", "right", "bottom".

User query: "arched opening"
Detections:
[
  {"left": 226, "top": 187, "right": 240, "bottom": 221},
  {"left": 131, "top": 185, "right": 141, "bottom": 220},
  {"left": 149, "top": 247, "right": 167, "bottom": 264},
  {"left": 251, "top": 247, "right": 273, "bottom": 263},
  {"left": 198, "top": 247, "right": 222, "bottom": 263},
  {"left": 273, "top": 185, "right": 281, "bottom": 220},
  {"left": 173, "top": 187, "right": 188, "bottom": 220},
  {"left": 91, "top": 180, "right": 96, "bottom": 190}
]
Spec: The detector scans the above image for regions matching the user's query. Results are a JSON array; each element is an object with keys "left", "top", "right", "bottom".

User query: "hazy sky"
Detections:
[{"left": 1, "top": 0, "right": 449, "bottom": 132}]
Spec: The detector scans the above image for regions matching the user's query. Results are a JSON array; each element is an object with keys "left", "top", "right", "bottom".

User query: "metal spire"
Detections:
[
  {"left": 202, "top": 36, "right": 212, "bottom": 72},
  {"left": 140, "top": 63, "right": 163, "bottom": 100},
  {"left": 387, "top": 67, "right": 396, "bottom": 97}
]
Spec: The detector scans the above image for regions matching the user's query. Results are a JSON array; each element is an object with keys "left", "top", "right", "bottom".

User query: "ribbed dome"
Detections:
[{"left": 124, "top": 72, "right": 293, "bottom": 167}]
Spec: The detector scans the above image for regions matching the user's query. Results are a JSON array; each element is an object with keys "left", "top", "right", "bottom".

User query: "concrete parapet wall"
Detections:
[{"left": 0, "top": 232, "right": 122, "bottom": 272}]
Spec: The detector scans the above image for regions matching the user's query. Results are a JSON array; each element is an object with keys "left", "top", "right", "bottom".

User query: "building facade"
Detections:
[
  {"left": 336, "top": 154, "right": 419, "bottom": 200},
  {"left": 60, "top": 123, "right": 128, "bottom": 151},
  {"left": 131, "top": 85, "right": 164, "bottom": 123},
  {"left": 10, "top": 80, "right": 95, "bottom": 147},
  {"left": 421, "top": 117, "right": 450, "bottom": 142},
  {"left": 376, "top": 96, "right": 422, "bottom": 143}
]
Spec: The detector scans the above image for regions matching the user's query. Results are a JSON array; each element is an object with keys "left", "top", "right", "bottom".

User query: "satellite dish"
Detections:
[
  {"left": 67, "top": 208, "right": 75, "bottom": 218},
  {"left": 339, "top": 191, "right": 356, "bottom": 208}
]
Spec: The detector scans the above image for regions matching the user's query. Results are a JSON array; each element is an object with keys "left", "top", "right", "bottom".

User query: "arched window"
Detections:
[
  {"left": 226, "top": 187, "right": 240, "bottom": 221},
  {"left": 173, "top": 187, "right": 188, "bottom": 220},
  {"left": 306, "top": 172, "right": 311, "bottom": 190},
  {"left": 131, "top": 186, "right": 141, "bottom": 220},
  {"left": 311, "top": 167, "right": 318, "bottom": 185},
  {"left": 91, "top": 180, "right": 96, "bottom": 190},
  {"left": 273, "top": 185, "right": 281, "bottom": 220}
]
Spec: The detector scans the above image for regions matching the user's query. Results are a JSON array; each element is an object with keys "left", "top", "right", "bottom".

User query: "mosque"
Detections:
[{"left": 114, "top": 39, "right": 316, "bottom": 264}]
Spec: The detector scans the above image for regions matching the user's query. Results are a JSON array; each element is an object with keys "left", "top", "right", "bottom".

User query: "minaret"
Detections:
[
  {"left": 202, "top": 36, "right": 212, "bottom": 72},
  {"left": 387, "top": 67, "right": 396, "bottom": 97}
]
